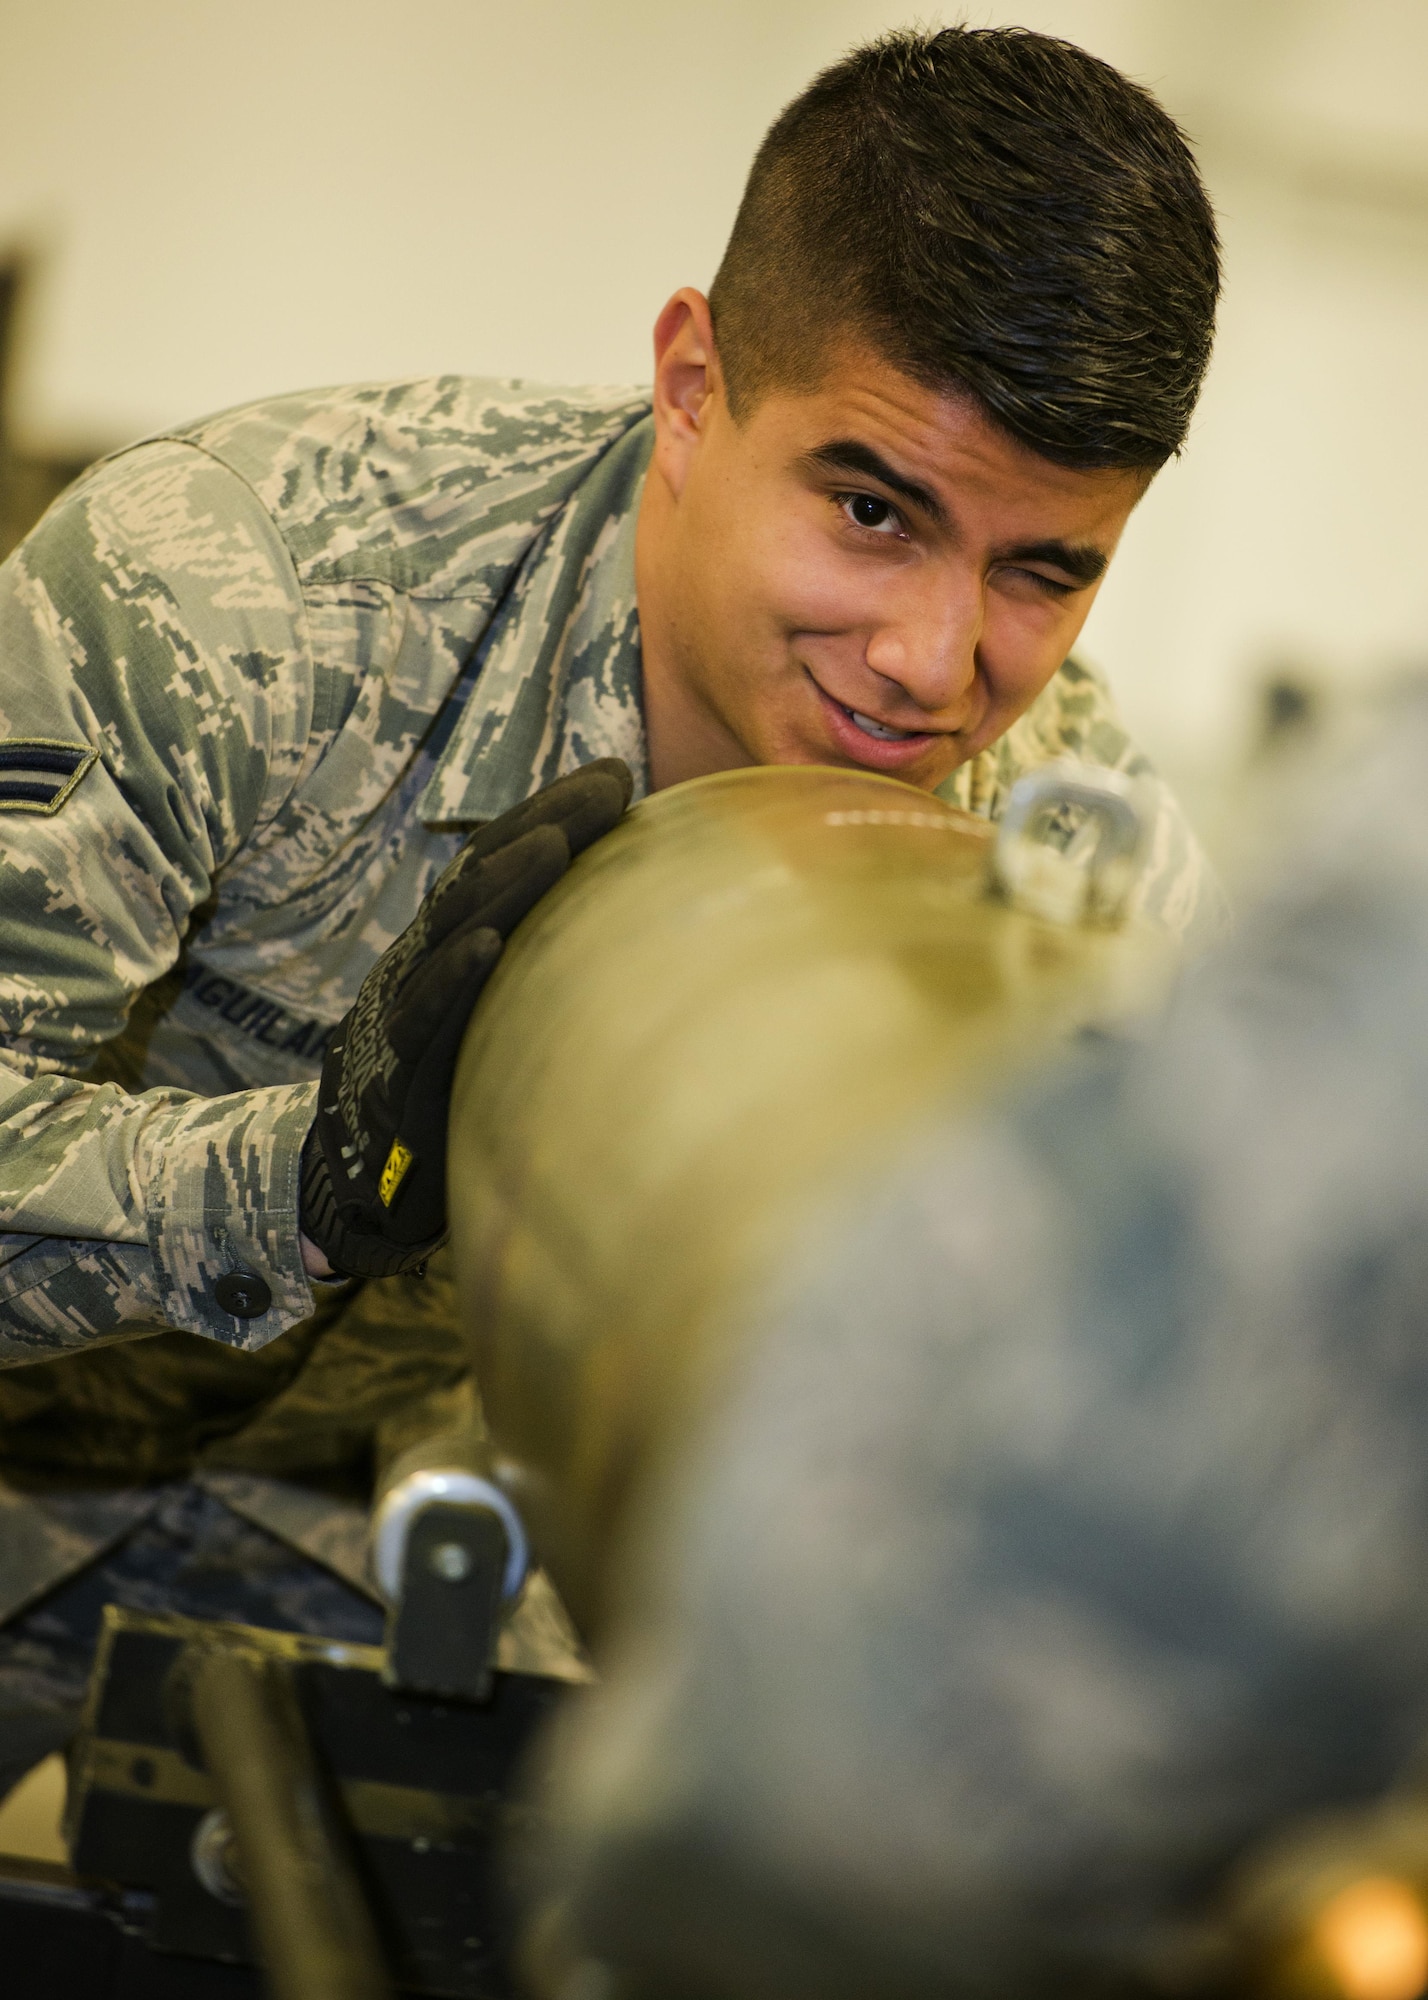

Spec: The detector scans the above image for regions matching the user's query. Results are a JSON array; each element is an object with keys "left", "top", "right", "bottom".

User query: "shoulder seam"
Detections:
[{"left": 95, "top": 434, "right": 327, "bottom": 818}]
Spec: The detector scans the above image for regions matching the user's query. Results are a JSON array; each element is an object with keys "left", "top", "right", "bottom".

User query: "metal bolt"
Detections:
[
  {"left": 191, "top": 1807, "right": 245, "bottom": 1905},
  {"left": 429, "top": 1540, "right": 472, "bottom": 1582}
]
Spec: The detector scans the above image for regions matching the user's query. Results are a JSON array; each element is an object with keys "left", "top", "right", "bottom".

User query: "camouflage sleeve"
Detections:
[
  {"left": 941, "top": 656, "right": 1229, "bottom": 950},
  {"left": 0, "top": 441, "right": 322, "bottom": 1360}
]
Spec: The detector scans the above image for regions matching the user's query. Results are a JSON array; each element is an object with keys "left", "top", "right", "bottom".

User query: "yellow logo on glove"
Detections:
[{"left": 378, "top": 1139, "right": 415, "bottom": 1208}]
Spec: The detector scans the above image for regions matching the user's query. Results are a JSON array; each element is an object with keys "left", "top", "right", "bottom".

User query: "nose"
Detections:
[{"left": 862, "top": 570, "right": 980, "bottom": 717}]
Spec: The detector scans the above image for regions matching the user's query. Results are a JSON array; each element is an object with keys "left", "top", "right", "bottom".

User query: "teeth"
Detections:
[{"left": 849, "top": 708, "right": 914, "bottom": 742}]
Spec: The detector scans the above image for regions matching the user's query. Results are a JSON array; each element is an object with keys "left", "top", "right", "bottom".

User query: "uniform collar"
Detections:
[{"left": 418, "top": 413, "right": 654, "bottom": 824}]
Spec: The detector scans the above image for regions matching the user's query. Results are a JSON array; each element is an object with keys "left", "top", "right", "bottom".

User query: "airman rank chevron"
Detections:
[{"left": 0, "top": 740, "right": 98, "bottom": 815}]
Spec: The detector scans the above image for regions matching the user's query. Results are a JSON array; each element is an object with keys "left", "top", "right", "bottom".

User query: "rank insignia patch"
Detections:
[{"left": 0, "top": 740, "right": 99, "bottom": 814}]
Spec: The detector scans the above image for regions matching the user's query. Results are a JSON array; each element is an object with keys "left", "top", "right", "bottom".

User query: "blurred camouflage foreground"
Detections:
[{"left": 521, "top": 690, "right": 1428, "bottom": 2000}]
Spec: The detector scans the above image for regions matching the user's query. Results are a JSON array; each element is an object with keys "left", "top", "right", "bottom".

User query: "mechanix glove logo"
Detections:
[
  {"left": 378, "top": 1140, "right": 415, "bottom": 1209},
  {"left": 299, "top": 759, "right": 632, "bottom": 1281}
]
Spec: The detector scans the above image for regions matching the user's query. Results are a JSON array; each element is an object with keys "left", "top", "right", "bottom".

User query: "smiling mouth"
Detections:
[
  {"left": 843, "top": 705, "right": 923, "bottom": 743},
  {"left": 804, "top": 668, "right": 951, "bottom": 764}
]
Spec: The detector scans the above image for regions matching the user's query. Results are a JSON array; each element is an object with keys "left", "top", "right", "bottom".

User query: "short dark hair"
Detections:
[{"left": 708, "top": 27, "right": 1220, "bottom": 470}]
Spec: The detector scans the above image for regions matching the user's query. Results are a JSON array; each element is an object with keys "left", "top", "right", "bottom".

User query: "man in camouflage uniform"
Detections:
[{"left": 0, "top": 27, "right": 1222, "bottom": 1791}]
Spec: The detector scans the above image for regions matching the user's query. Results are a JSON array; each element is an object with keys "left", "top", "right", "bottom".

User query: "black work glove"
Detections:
[{"left": 300, "top": 759, "right": 632, "bottom": 1279}]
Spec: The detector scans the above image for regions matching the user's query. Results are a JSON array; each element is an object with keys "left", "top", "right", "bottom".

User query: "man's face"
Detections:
[{"left": 636, "top": 298, "right": 1148, "bottom": 794}]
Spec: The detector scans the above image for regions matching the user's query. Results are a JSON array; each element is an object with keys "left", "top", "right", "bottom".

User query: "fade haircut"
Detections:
[{"left": 708, "top": 27, "right": 1220, "bottom": 470}]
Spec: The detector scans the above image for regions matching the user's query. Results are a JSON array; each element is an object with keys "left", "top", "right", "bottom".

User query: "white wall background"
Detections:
[{"left": 1, "top": 0, "right": 1425, "bottom": 819}]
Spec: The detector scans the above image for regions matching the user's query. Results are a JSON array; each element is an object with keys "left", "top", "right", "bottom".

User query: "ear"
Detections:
[{"left": 650, "top": 288, "right": 724, "bottom": 501}]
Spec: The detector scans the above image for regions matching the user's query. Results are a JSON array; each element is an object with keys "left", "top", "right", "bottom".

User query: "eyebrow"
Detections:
[
  {"left": 800, "top": 440, "right": 1112, "bottom": 584},
  {"left": 998, "top": 538, "right": 1108, "bottom": 587},
  {"left": 802, "top": 439, "right": 947, "bottom": 526},
  {"left": 804, "top": 439, "right": 1109, "bottom": 586}
]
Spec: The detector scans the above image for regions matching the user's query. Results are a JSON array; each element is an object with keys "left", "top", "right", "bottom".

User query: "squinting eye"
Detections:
[
  {"left": 1002, "top": 566, "right": 1075, "bottom": 599},
  {"left": 841, "top": 492, "right": 900, "bottom": 533}
]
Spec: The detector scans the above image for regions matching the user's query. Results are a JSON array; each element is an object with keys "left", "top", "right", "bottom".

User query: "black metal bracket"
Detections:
[
  {"left": 56, "top": 1607, "right": 571, "bottom": 1999},
  {"left": 383, "top": 1499, "right": 511, "bottom": 1705}
]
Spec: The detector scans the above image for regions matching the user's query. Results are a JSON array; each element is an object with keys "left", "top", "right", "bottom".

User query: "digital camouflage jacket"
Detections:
[{"left": 0, "top": 375, "right": 1218, "bottom": 1369}]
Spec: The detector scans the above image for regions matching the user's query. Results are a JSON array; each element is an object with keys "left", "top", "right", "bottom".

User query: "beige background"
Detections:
[{"left": 1, "top": 0, "right": 1425, "bottom": 817}]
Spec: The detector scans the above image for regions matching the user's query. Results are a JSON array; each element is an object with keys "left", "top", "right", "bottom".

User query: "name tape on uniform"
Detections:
[{"left": 182, "top": 961, "right": 337, "bottom": 1062}]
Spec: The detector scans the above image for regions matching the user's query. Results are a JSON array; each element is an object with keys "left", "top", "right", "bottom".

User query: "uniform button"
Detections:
[{"left": 214, "top": 1270, "right": 272, "bottom": 1319}]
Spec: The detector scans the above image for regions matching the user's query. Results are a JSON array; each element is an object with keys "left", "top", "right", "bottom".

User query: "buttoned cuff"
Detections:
[{"left": 143, "top": 1079, "right": 321, "bottom": 1348}]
